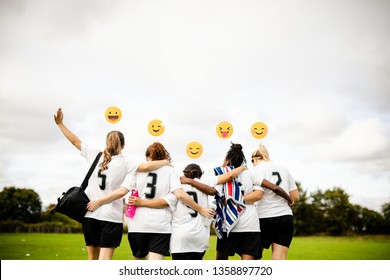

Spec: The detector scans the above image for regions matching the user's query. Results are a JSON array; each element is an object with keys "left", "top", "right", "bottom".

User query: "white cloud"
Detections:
[{"left": 315, "top": 117, "right": 390, "bottom": 163}]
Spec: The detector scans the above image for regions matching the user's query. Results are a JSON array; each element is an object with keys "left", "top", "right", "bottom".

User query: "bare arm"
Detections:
[
  {"left": 54, "top": 108, "right": 82, "bottom": 150},
  {"left": 173, "top": 188, "right": 214, "bottom": 218},
  {"left": 129, "top": 196, "right": 168, "bottom": 208},
  {"left": 137, "top": 160, "right": 172, "bottom": 172},
  {"left": 289, "top": 189, "right": 300, "bottom": 205},
  {"left": 216, "top": 165, "right": 247, "bottom": 185},
  {"left": 261, "top": 179, "right": 294, "bottom": 205},
  {"left": 180, "top": 166, "right": 246, "bottom": 196},
  {"left": 87, "top": 187, "right": 129, "bottom": 212},
  {"left": 243, "top": 189, "right": 264, "bottom": 204},
  {"left": 180, "top": 176, "right": 217, "bottom": 195}
]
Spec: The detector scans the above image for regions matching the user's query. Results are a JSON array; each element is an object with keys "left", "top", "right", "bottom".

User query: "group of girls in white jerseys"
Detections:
[{"left": 55, "top": 108, "right": 299, "bottom": 260}]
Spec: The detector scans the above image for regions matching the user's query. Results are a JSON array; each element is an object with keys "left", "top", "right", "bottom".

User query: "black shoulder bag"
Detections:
[{"left": 51, "top": 152, "right": 102, "bottom": 223}]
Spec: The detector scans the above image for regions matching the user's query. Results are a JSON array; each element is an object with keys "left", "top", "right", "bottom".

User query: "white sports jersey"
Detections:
[
  {"left": 254, "top": 161, "right": 298, "bottom": 218},
  {"left": 125, "top": 165, "right": 182, "bottom": 233},
  {"left": 220, "top": 169, "right": 263, "bottom": 232},
  {"left": 165, "top": 176, "right": 218, "bottom": 254},
  {"left": 81, "top": 143, "right": 139, "bottom": 223}
]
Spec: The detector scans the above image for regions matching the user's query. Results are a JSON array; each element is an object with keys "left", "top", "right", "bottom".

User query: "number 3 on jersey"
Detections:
[{"left": 145, "top": 172, "right": 157, "bottom": 199}]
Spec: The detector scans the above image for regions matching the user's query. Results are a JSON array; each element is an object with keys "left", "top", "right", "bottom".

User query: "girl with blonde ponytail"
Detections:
[
  {"left": 54, "top": 108, "right": 170, "bottom": 260},
  {"left": 99, "top": 131, "right": 125, "bottom": 171},
  {"left": 251, "top": 144, "right": 299, "bottom": 260}
]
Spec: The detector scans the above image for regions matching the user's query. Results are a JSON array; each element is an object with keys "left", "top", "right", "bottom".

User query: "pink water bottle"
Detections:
[{"left": 125, "top": 189, "right": 139, "bottom": 218}]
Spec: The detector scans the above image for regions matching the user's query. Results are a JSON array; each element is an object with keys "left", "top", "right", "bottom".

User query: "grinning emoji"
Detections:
[
  {"left": 250, "top": 122, "right": 268, "bottom": 139},
  {"left": 186, "top": 142, "right": 203, "bottom": 159},
  {"left": 105, "top": 106, "right": 122, "bottom": 123},
  {"left": 216, "top": 121, "right": 233, "bottom": 139},
  {"left": 148, "top": 119, "right": 165, "bottom": 137}
]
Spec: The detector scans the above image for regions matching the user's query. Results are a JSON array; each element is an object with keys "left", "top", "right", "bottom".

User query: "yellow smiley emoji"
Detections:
[
  {"left": 105, "top": 106, "right": 122, "bottom": 123},
  {"left": 216, "top": 121, "right": 233, "bottom": 139},
  {"left": 186, "top": 142, "right": 203, "bottom": 159},
  {"left": 148, "top": 119, "right": 165, "bottom": 136},
  {"left": 251, "top": 122, "right": 268, "bottom": 139}
]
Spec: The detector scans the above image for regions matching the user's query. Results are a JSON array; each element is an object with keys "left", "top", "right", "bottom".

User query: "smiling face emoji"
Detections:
[
  {"left": 105, "top": 106, "right": 122, "bottom": 123},
  {"left": 186, "top": 142, "right": 203, "bottom": 159},
  {"left": 148, "top": 119, "right": 165, "bottom": 136},
  {"left": 216, "top": 121, "right": 233, "bottom": 139},
  {"left": 251, "top": 122, "right": 268, "bottom": 139}
]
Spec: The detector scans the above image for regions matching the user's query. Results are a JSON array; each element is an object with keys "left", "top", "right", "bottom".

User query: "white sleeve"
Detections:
[
  {"left": 201, "top": 175, "right": 218, "bottom": 187},
  {"left": 125, "top": 157, "right": 140, "bottom": 175},
  {"left": 288, "top": 172, "right": 298, "bottom": 192},
  {"left": 122, "top": 173, "right": 137, "bottom": 191},
  {"left": 253, "top": 184, "right": 265, "bottom": 192},
  {"left": 169, "top": 168, "right": 182, "bottom": 193},
  {"left": 163, "top": 193, "right": 178, "bottom": 212},
  {"left": 251, "top": 168, "right": 265, "bottom": 187},
  {"left": 80, "top": 143, "right": 100, "bottom": 164}
]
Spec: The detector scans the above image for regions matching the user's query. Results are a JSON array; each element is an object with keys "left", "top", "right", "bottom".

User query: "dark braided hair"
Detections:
[{"left": 224, "top": 142, "right": 246, "bottom": 168}]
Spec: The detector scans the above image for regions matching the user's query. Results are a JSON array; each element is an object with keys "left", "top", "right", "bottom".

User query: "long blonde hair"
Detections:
[
  {"left": 251, "top": 144, "right": 270, "bottom": 161},
  {"left": 99, "top": 131, "right": 125, "bottom": 171}
]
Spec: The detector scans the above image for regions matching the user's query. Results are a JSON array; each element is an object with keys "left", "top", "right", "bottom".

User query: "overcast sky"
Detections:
[{"left": 0, "top": 0, "right": 389, "bottom": 212}]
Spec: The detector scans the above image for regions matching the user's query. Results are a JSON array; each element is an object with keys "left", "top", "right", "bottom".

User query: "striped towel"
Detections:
[{"left": 213, "top": 166, "right": 246, "bottom": 239}]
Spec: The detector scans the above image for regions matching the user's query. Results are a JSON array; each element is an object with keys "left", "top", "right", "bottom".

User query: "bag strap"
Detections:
[{"left": 80, "top": 152, "right": 102, "bottom": 190}]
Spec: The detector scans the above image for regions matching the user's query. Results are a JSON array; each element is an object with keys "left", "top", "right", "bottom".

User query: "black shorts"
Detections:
[
  {"left": 172, "top": 252, "right": 206, "bottom": 260},
  {"left": 128, "top": 232, "right": 171, "bottom": 258},
  {"left": 82, "top": 217, "right": 123, "bottom": 248},
  {"left": 216, "top": 232, "right": 262, "bottom": 259},
  {"left": 259, "top": 215, "right": 294, "bottom": 249}
]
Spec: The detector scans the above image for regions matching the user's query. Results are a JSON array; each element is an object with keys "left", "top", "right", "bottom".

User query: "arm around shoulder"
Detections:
[
  {"left": 137, "top": 160, "right": 171, "bottom": 172},
  {"left": 261, "top": 179, "right": 293, "bottom": 205},
  {"left": 87, "top": 187, "right": 129, "bottom": 212},
  {"left": 180, "top": 176, "right": 217, "bottom": 196}
]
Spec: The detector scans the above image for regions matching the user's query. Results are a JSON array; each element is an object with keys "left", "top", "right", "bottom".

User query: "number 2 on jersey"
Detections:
[{"left": 272, "top": 171, "right": 282, "bottom": 186}]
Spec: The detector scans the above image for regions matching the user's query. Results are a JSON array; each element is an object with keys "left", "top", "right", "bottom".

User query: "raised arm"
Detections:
[
  {"left": 54, "top": 108, "right": 82, "bottom": 150},
  {"left": 173, "top": 188, "right": 214, "bottom": 218},
  {"left": 87, "top": 187, "right": 129, "bottom": 212}
]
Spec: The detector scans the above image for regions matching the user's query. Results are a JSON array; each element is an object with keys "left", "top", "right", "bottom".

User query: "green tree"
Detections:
[
  {"left": 293, "top": 183, "right": 325, "bottom": 235},
  {"left": 311, "top": 187, "right": 356, "bottom": 235},
  {"left": 0, "top": 186, "right": 42, "bottom": 223},
  {"left": 352, "top": 204, "right": 386, "bottom": 234},
  {"left": 381, "top": 202, "right": 390, "bottom": 233}
]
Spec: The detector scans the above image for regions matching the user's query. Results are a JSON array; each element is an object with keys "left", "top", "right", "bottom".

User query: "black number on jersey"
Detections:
[
  {"left": 186, "top": 191, "right": 198, "bottom": 218},
  {"left": 272, "top": 171, "right": 282, "bottom": 186},
  {"left": 98, "top": 170, "right": 106, "bottom": 190},
  {"left": 145, "top": 172, "right": 157, "bottom": 199},
  {"left": 238, "top": 181, "right": 244, "bottom": 196}
]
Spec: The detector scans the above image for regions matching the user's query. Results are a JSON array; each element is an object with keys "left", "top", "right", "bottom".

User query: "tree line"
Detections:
[{"left": 1, "top": 185, "right": 389, "bottom": 235}]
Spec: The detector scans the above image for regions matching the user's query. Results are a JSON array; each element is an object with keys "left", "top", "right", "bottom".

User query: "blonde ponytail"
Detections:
[
  {"left": 252, "top": 144, "right": 271, "bottom": 161},
  {"left": 99, "top": 131, "right": 125, "bottom": 171}
]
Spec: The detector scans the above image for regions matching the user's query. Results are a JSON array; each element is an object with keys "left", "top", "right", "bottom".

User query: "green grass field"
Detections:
[{"left": 0, "top": 233, "right": 389, "bottom": 260}]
